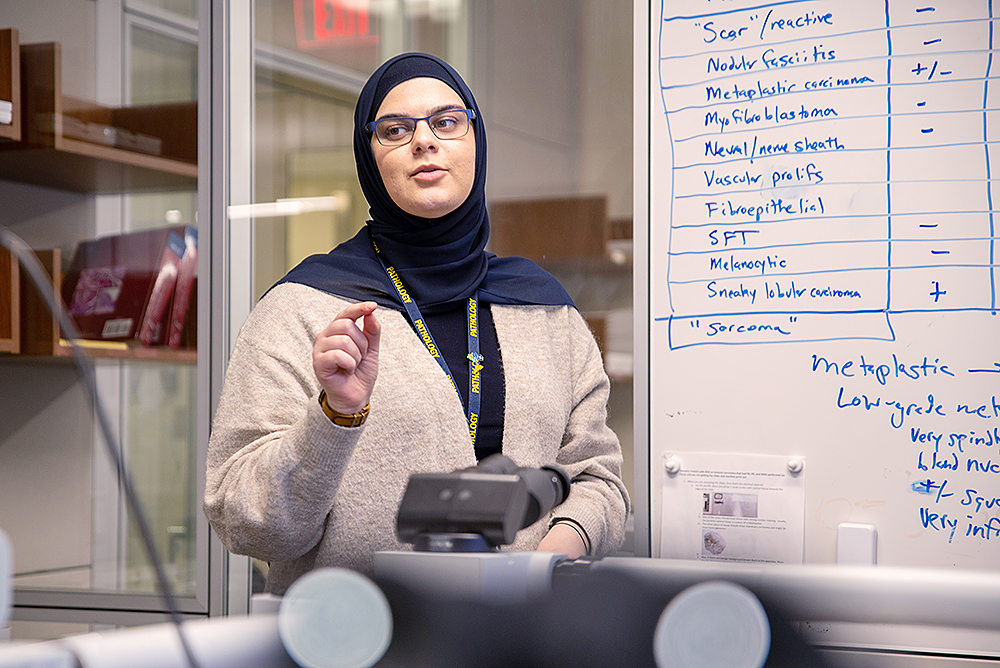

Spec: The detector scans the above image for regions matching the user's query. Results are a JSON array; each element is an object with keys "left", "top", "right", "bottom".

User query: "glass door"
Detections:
[
  {"left": 216, "top": 0, "right": 634, "bottom": 605},
  {"left": 227, "top": 0, "right": 471, "bottom": 597},
  {"left": 1, "top": 0, "right": 207, "bottom": 639}
]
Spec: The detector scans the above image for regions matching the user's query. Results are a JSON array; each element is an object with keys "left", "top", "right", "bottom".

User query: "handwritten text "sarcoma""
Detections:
[{"left": 706, "top": 321, "right": 791, "bottom": 337}]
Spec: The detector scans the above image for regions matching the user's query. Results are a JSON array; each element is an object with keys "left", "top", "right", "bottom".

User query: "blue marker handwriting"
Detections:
[
  {"left": 705, "top": 135, "right": 844, "bottom": 161},
  {"left": 709, "top": 253, "right": 787, "bottom": 275},
  {"left": 697, "top": 9, "right": 834, "bottom": 45},
  {"left": 705, "top": 280, "right": 863, "bottom": 303},
  {"left": 834, "top": 389, "right": 972, "bottom": 429},
  {"left": 919, "top": 507, "right": 960, "bottom": 542},
  {"left": 704, "top": 320, "right": 791, "bottom": 338},
  {"left": 707, "top": 281, "right": 757, "bottom": 303},
  {"left": 705, "top": 104, "right": 839, "bottom": 133},
  {"left": 706, "top": 75, "right": 873, "bottom": 104},
  {"left": 918, "top": 504, "right": 1000, "bottom": 544},
  {"left": 957, "top": 396, "right": 1000, "bottom": 420},
  {"left": 911, "top": 479, "right": 1000, "bottom": 545},
  {"left": 912, "top": 478, "right": 953, "bottom": 502},
  {"left": 703, "top": 168, "right": 762, "bottom": 188},
  {"left": 915, "top": 480, "right": 959, "bottom": 543},
  {"left": 960, "top": 489, "right": 1000, "bottom": 514},
  {"left": 812, "top": 354, "right": 954, "bottom": 385},
  {"left": 760, "top": 45, "right": 835, "bottom": 69},
  {"left": 911, "top": 426, "right": 1000, "bottom": 452},
  {"left": 770, "top": 283, "right": 860, "bottom": 300},
  {"left": 965, "top": 517, "right": 1000, "bottom": 541},
  {"left": 967, "top": 457, "right": 1000, "bottom": 474},
  {"left": 772, "top": 163, "right": 823, "bottom": 187},
  {"left": 917, "top": 449, "right": 959, "bottom": 472},
  {"left": 705, "top": 196, "right": 825, "bottom": 221}
]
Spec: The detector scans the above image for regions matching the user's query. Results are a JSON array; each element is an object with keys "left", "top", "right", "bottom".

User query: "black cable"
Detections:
[{"left": 1, "top": 228, "right": 203, "bottom": 668}]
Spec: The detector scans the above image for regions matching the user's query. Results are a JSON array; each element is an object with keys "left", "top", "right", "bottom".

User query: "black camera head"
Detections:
[{"left": 395, "top": 455, "right": 571, "bottom": 550}]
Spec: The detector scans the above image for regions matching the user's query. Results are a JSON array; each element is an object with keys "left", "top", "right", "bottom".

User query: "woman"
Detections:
[{"left": 204, "top": 52, "right": 629, "bottom": 594}]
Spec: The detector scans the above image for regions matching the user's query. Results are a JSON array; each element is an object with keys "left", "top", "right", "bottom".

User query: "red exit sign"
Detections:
[{"left": 295, "top": 0, "right": 377, "bottom": 48}]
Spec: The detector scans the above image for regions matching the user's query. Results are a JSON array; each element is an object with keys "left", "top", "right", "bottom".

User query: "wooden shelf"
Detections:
[
  {"left": 489, "top": 196, "right": 632, "bottom": 273},
  {"left": 0, "top": 28, "right": 20, "bottom": 143},
  {"left": 0, "top": 247, "right": 19, "bottom": 353},
  {"left": 14, "top": 248, "right": 195, "bottom": 364},
  {"left": 491, "top": 196, "right": 610, "bottom": 264},
  {"left": 53, "top": 339, "right": 197, "bottom": 364},
  {"left": 19, "top": 248, "right": 61, "bottom": 356},
  {"left": 0, "top": 41, "right": 196, "bottom": 193},
  {"left": 0, "top": 34, "right": 198, "bottom": 360}
]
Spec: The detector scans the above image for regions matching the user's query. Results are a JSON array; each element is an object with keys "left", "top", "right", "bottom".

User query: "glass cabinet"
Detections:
[{"left": 0, "top": 0, "right": 203, "bottom": 639}]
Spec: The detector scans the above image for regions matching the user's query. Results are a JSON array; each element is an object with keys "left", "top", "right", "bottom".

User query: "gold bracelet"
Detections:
[{"left": 318, "top": 390, "right": 370, "bottom": 427}]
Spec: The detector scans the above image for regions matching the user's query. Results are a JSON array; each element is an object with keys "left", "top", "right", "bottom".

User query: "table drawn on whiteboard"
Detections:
[{"left": 654, "top": 1, "right": 999, "bottom": 349}]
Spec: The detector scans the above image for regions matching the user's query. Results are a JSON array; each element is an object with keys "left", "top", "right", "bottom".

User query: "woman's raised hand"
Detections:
[{"left": 312, "top": 302, "right": 381, "bottom": 414}]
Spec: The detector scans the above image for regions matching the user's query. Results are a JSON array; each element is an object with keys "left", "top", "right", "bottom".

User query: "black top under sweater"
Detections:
[{"left": 421, "top": 302, "right": 505, "bottom": 461}]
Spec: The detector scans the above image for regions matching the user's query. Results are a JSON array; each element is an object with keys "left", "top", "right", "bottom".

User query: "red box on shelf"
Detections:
[
  {"left": 62, "top": 226, "right": 190, "bottom": 345},
  {"left": 167, "top": 226, "right": 197, "bottom": 350}
]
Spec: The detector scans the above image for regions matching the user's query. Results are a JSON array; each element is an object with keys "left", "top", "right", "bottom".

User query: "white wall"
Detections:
[{"left": 473, "top": 0, "right": 632, "bottom": 221}]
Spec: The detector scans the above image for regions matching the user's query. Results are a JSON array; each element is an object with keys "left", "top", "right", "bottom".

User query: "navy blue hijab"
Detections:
[{"left": 275, "top": 52, "right": 572, "bottom": 313}]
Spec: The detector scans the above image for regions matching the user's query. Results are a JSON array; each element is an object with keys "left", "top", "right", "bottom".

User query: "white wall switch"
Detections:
[{"left": 837, "top": 523, "right": 877, "bottom": 566}]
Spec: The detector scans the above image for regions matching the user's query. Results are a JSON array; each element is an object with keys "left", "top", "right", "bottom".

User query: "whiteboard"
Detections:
[{"left": 638, "top": 0, "right": 1000, "bottom": 571}]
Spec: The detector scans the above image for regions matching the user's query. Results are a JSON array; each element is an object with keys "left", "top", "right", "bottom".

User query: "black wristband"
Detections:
[{"left": 551, "top": 517, "right": 592, "bottom": 555}]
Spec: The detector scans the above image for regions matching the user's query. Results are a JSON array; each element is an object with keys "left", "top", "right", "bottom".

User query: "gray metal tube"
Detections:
[
  {"left": 592, "top": 557, "right": 1000, "bottom": 630},
  {"left": 54, "top": 615, "right": 294, "bottom": 668}
]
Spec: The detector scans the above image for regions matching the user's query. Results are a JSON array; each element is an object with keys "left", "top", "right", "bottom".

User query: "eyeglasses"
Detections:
[{"left": 367, "top": 108, "right": 476, "bottom": 147}]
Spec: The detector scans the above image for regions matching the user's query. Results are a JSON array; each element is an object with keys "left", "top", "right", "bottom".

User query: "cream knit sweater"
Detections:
[{"left": 204, "top": 282, "right": 629, "bottom": 594}]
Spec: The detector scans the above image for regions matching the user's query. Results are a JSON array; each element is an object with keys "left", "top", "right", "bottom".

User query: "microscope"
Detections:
[{"left": 373, "top": 453, "right": 572, "bottom": 604}]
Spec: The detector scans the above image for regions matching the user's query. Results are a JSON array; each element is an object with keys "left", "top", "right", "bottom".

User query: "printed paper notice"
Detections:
[{"left": 660, "top": 452, "right": 805, "bottom": 564}]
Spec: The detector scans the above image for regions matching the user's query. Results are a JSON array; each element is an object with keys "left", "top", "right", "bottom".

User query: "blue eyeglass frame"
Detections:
[{"left": 366, "top": 108, "right": 477, "bottom": 144}]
